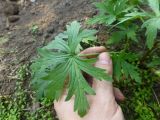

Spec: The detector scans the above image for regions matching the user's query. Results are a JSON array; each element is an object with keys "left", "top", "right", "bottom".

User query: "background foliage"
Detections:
[
  {"left": 88, "top": 0, "right": 160, "bottom": 119},
  {"left": 0, "top": 65, "right": 57, "bottom": 120}
]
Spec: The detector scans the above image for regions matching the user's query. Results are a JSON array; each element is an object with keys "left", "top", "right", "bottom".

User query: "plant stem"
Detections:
[
  {"left": 152, "top": 88, "right": 160, "bottom": 105},
  {"left": 78, "top": 53, "right": 99, "bottom": 57},
  {"left": 139, "top": 41, "right": 160, "bottom": 65},
  {"left": 78, "top": 51, "right": 120, "bottom": 58}
]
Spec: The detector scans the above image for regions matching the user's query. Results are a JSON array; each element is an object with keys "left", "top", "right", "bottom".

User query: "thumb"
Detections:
[
  {"left": 92, "top": 52, "right": 113, "bottom": 91},
  {"left": 95, "top": 52, "right": 112, "bottom": 75}
]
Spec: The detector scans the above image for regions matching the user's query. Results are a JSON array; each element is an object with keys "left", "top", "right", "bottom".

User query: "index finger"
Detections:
[{"left": 80, "top": 46, "right": 106, "bottom": 58}]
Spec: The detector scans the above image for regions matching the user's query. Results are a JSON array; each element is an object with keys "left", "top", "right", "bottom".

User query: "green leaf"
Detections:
[
  {"left": 113, "top": 57, "right": 122, "bottom": 81},
  {"left": 66, "top": 21, "right": 81, "bottom": 49},
  {"left": 146, "top": 23, "right": 157, "bottom": 49},
  {"left": 105, "top": 15, "right": 117, "bottom": 25},
  {"left": 121, "top": 60, "right": 129, "bottom": 78},
  {"left": 125, "top": 12, "right": 148, "bottom": 17},
  {"left": 79, "top": 29, "right": 97, "bottom": 40},
  {"left": 142, "top": 18, "right": 160, "bottom": 49},
  {"left": 147, "top": 57, "right": 160, "bottom": 67},
  {"left": 75, "top": 29, "right": 97, "bottom": 52},
  {"left": 66, "top": 21, "right": 97, "bottom": 53},
  {"left": 155, "top": 70, "right": 160, "bottom": 77},
  {"left": 87, "top": 15, "right": 116, "bottom": 25},
  {"left": 94, "top": 2, "right": 107, "bottom": 12},
  {"left": 76, "top": 58, "right": 112, "bottom": 81},
  {"left": 116, "top": 12, "right": 147, "bottom": 26},
  {"left": 126, "top": 26, "right": 138, "bottom": 42},
  {"left": 122, "top": 52, "right": 140, "bottom": 62},
  {"left": 107, "top": 31, "right": 126, "bottom": 44},
  {"left": 147, "top": 0, "right": 160, "bottom": 16},
  {"left": 31, "top": 49, "right": 70, "bottom": 86},
  {"left": 107, "top": 25, "right": 138, "bottom": 44},
  {"left": 112, "top": 52, "right": 141, "bottom": 83},
  {"left": 121, "top": 61, "right": 141, "bottom": 83},
  {"left": 87, "top": 0, "right": 132, "bottom": 25},
  {"left": 43, "top": 33, "right": 70, "bottom": 52},
  {"left": 31, "top": 21, "right": 111, "bottom": 117},
  {"left": 66, "top": 63, "right": 95, "bottom": 116}
]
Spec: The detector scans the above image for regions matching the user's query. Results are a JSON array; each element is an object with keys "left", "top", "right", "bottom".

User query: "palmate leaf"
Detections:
[
  {"left": 87, "top": 0, "right": 132, "bottom": 25},
  {"left": 31, "top": 21, "right": 112, "bottom": 117},
  {"left": 142, "top": 18, "right": 160, "bottom": 49},
  {"left": 113, "top": 57, "right": 122, "bottom": 81},
  {"left": 31, "top": 49, "right": 70, "bottom": 99},
  {"left": 107, "top": 31, "right": 126, "bottom": 44},
  {"left": 66, "top": 60, "right": 95, "bottom": 116},
  {"left": 141, "top": 0, "right": 160, "bottom": 49},
  {"left": 107, "top": 25, "right": 138, "bottom": 44},
  {"left": 121, "top": 61, "right": 141, "bottom": 83},
  {"left": 112, "top": 52, "right": 141, "bottom": 83},
  {"left": 87, "top": 15, "right": 116, "bottom": 25},
  {"left": 117, "top": 12, "right": 147, "bottom": 26},
  {"left": 147, "top": 57, "right": 160, "bottom": 67},
  {"left": 43, "top": 33, "right": 69, "bottom": 52},
  {"left": 147, "top": 0, "right": 160, "bottom": 16}
]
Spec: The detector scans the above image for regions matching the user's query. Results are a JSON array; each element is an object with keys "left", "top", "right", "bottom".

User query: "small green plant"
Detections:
[
  {"left": 88, "top": 0, "right": 160, "bottom": 82},
  {"left": 119, "top": 72, "right": 160, "bottom": 120},
  {"left": 0, "top": 35, "right": 9, "bottom": 45},
  {"left": 88, "top": 0, "right": 160, "bottom": 119},
  {"left": 0, "top": 65, "right": 54, "bottom": 120},
  {"left": 0, "top": 65, "right": 27, "bottom": 120},
  {"left": 88, "top": 0, "right": 160, "bottom": 48},
  {"left": 31, "top": 24, "right": 39, "bottom": 34},
  {"left": 31, "top": 21, "right": 112, "bottom": 117}
]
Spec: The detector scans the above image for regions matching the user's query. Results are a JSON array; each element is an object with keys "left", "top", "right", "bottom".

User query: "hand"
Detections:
[{"left": 54, "top": 46, "right": 125, "bottom": 120}]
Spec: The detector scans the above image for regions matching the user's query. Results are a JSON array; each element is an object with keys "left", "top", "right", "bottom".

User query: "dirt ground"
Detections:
[{"left": 0, "top": 0, "right": 99, "bottom": 96}]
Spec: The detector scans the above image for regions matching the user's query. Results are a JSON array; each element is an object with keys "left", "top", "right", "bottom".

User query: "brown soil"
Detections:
[{"left": 0, "top": 0, "right": 99, "bottom": 96}]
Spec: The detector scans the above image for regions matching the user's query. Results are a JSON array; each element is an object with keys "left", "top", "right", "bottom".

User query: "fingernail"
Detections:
[{"left": 98, "top": 52, "right": 111, "bottom": 65}]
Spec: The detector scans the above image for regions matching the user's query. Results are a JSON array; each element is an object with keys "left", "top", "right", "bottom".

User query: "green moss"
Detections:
[{"left": 0, "top": 65, "right": 56, "bottom": 120}]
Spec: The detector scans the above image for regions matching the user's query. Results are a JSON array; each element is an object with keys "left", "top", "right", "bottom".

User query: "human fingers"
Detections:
[
  {"left": 80, "top": 46, "right": 106, "bottom": 58},
  {"left": 88, "top": 52, "right": 120, "bottom": 119},
  {"left": 113, "top": 87, "right": 125, "bottom": 101},
  {"left": 80, "top": 46, "right": 106, "bottom": 85},
  {"left": 54, "top": 95, "right": 81, "bottom": 120},
  {"left": 92, "top": 52, "right": 113, "bottom": 91}
]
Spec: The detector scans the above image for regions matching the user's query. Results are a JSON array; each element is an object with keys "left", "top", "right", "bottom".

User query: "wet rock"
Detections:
[
  {"left": 37, "top": 30, "right": 43, "bottom": 36},
  {"left": 47, "top": 26, "right": 55, "bottom": 34},
  {"left": 65, "top": 2, "right": 71, "bottom": 7},
  {"left": 44, "top": 33, "right": 50, "bottom": 39},
  {"left": 8, "top": 15, "right": 20, "bottom": 22},
  {"left": 4, "top": 2, "right": 19, "bottom": 16}
]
